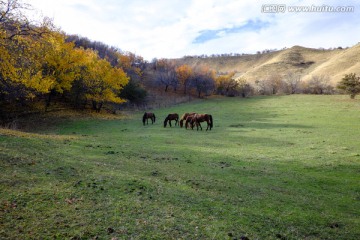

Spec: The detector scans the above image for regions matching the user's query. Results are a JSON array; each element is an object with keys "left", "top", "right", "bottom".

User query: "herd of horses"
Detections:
[{"left": 142, "top": 112, "right": 213, "bottom": 131}]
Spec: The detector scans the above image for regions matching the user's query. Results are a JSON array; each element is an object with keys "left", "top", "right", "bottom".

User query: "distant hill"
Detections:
[{"left": 173, "top": 44, "right": 360, "bottom": 84}]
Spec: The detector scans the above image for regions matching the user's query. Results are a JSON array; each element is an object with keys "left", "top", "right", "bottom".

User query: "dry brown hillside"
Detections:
[{"left": 173, "top": 44, "right": 360, "bottom": 84}]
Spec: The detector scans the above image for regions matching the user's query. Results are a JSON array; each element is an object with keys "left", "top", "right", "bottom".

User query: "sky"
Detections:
[{"left": 25, "top": 0, "right": 360, "bottom": 60}]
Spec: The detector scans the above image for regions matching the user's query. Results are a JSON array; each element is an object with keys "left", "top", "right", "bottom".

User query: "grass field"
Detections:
[{"left": 1, "top": 95, "right": 359, "bottom": 240}]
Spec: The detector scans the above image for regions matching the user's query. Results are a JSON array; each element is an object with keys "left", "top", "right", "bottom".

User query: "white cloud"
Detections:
[{"left": 25, "top": 0, "right": 360, "bottom": 60}]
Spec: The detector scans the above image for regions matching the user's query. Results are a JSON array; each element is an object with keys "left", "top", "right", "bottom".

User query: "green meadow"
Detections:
[{"left": 0, "top": 95, "right": 359, "bottom": 239}]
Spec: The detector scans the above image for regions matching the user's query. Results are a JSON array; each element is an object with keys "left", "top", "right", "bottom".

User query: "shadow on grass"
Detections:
[{"left": 228, "top": 122, "right": 313, "bottom": 129}]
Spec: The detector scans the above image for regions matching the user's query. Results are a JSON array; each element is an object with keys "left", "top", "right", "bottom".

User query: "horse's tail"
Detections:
[
  {"left": 180, "top": 119, "right": 183, "bottom": 128},
  {"left": 209, "top": 114, "right": 213, "bottom": 129},
  {"left": 164, "top": 117, "right": 168, "bottom": 127},
  {"left": 142, "top": 112, "right": 146, "bottom": 125},
  {"left": 153, "top": 114, "right": 156, "bottom": 123}
]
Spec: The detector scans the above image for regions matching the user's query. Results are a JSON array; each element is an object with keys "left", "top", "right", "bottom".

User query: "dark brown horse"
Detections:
[
  {"left": 164, "top": 113, "right": 179, "bottom": 127},
  {"left": 192, "top": 113, "right": 213, "bottom": 131},
  {"left": 180, "top": 112, "right": 196, "bottom": 128},
  {"left": 142, "top": 112, "right": 156, "bottom": 125}
]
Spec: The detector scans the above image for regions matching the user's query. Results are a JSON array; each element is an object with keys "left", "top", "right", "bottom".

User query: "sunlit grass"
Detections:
[{"left": 1, "top": 95, "right": 359, "bottom": 239}]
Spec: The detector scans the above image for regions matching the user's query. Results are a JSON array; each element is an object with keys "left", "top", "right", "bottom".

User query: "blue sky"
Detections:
[
  {"left": 193, "top": 20, "right": 271, "bottom": 44},
  {"left": 26, "top": 0, "right": 360, "bottom": 60}
]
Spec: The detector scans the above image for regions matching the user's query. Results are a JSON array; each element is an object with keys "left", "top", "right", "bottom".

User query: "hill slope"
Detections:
[{"left": 174, "top": 44, "right": 360, "bottom": 84}]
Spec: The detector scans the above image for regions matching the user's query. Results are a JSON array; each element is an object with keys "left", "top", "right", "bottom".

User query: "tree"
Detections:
[
  {"left": 191, "top": 67, "right": 215, "bottom": 98},
  {"left": 1, "top": 0, "right": 52, "bottom": 40},
  {"left": 0, "top": 1, "right": 55, "bottom": 114},
  {"left": 118, "top": 79, "right": 147, "bottom": 104},
  {"left": 337, "top": 73, "right": 360, "bottom": 99},
  {"left": 284, "top": 72, "right": 302, "bottom": 94},
  {"left": 215, "top": 72, "right": 237, "bottom": 96},
  {"left": 75, "top": 49, "right": 129, "bottom": 112},
  {"left": 42, "top": 32, "right": 85, "bottom": 107},
  {"left": 155, "top": 59, "right": 178, "bottom": 92},
  {"left": 305, "top": 75, "right": 333, "bottom": 94},
  {"left": 237, "top": 78, "right": 253, "bottom": 97},
  {"left": 175, "top": 64, "right": 192, "bottom": 94},
  {"left": 114, "top": 52, "right": 147, "bottom": 103}
]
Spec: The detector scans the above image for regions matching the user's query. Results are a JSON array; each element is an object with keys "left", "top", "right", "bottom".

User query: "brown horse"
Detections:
[
  {"left": 192, "top": 113, "right": 213, "bottom": 131},
  {"left": 142, "top": 112, "right": 156, "bottom": 125},
  {"left": 185, "top": 114, "right": 197, "bottom": 129},
  {"left": 164, "top": 113, "right": 179, "bottom": 127},
  {"left": 180, "top": 112, "right": 196, "bottom": 128}
]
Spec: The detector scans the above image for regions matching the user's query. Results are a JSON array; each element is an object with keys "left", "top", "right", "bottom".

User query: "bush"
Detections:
[{"left": 337, "top": 73, "right": 360, "bottom": 99}]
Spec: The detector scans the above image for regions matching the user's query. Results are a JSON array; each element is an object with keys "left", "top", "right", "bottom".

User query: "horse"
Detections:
[
  {"left": 185, "top": 114, "right": 197, "bottom": 129},
  {"left": 180, "top": 112, "right": 196, "bottom": 128},
  {"left": 142, "top": 112, "right": 156, "bottom": 125},
  {"left": 164, "top": 113, "right": 179, "bottom": 127},
  {"left": 192, "top": 113, "right": 213, "bottom": 131}
]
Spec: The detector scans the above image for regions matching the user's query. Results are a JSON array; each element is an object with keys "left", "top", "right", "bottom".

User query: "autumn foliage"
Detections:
[{"left": 0, "top": 0, "right": 129, "bottom": 118}]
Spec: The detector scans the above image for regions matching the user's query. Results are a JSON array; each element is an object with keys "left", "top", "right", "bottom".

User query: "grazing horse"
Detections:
[
  {"left": 142, "top": 112, "right": 156, "bottom": 125},
  {"left": 164, "top": 113, "right": 179, "bottom": 127},
  {"left": 185, "top": 114, "right": 198, "bottom": 129},
  {"left": 192, "top": 113, "right": 213, "bottom": 131},
  {"left": 180, "top": 112, "right": 196, "bottom": 128}
]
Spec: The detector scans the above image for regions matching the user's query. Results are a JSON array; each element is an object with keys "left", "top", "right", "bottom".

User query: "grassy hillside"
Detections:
[
  {"left": 175, "top": 44, "right": 360, "bottom": 84},
  {"left": 1, "top": 95, "right": 360, "bottom": 239}
]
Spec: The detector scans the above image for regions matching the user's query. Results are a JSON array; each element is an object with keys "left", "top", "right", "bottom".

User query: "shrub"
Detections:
[{"left": 337, "top": 73, "right": 360, "bottom": 99}]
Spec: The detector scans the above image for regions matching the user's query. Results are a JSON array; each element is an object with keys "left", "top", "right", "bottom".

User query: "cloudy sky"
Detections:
[{"left": 26, "top": 0, "right": 360, "bottom": 60}]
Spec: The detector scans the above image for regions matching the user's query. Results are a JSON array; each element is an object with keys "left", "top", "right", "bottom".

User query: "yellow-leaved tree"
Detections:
[
  {"left": 41, "top": 32, "right": 85, "bottom": 107},
  {"left": 77, "top": 49, "right": 129, "bottom": 111},
  {"left": 215, "top": 71, "right": 237, "bottom": 96},
  {"left": 1, "top": 0, "right": 54, "bottom": 113},
  {"left": 0, "top": 29, "right": 54, "bottom": 111},
  {"left": 175, "top": 64, "right": 193, "bottom": 94}
]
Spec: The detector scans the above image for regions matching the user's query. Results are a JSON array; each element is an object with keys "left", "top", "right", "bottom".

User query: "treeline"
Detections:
[
  {"left": 214, "top": 72, "right": 360, "bottom": 98},
  {"left": 182, "top": 46, "right": 347, "bottom": 59}
]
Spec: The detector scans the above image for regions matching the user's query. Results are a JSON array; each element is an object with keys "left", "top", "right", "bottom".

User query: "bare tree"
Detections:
[
  {"left": 284, "top": 72, "right": 302, "bottom": 94},
  {"left": 305, "top": 75, "right": 334, "bottom": 94},
  {"left": 154, "top": 60, "right": 178, "bottom": 92},
  {"left": 1, "top": 0, "right": 53, "bottom": 40},
  {"left": 190, "top": 68, "right": 215, "bottom": 98},
  {"left": 237, "top": 78, "right": 254, "bottom": 97},
  {"left": 255, "top": 79, "right": 271, "bottom": 95},
  {"left": 255, "top": 73, "right": 286, "bottom": 95}
]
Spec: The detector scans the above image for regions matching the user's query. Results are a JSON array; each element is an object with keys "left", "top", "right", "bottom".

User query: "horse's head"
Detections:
[
  {"left": 163, "top": 117, "right": 168, "bottom": 127},
  {"left": 142, "top": 112, "right": 147, "bottom": 125}
]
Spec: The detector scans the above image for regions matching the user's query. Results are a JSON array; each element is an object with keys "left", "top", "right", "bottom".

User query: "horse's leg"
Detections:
[
  {"left": 169, "top": 120, "right": 172, "bottom": 127},
  {"left": 199, "top": 122, "right": 202, "bottom": 131}
]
